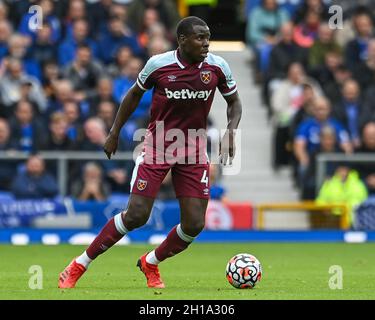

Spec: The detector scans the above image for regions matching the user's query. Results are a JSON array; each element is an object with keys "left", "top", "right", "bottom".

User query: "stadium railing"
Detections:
[
  {"left": 0, "top": 151, "right": 134, "bottom": 196},
  {"left": 256, "top": 201, "right": 350, "bottom": 230}
]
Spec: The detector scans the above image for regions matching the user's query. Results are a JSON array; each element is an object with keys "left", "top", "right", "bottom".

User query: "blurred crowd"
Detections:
[
  {"left": 0, "top": 0, "right": 226, "bottom": 201},
  {"left": 247, "top": 0, "right": 375, "bottom": 210},
  {"left": 0, "top": 0, "right": 185, "bottom": 199}
]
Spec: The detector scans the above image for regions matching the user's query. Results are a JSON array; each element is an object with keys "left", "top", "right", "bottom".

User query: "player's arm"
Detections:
[
  {"left": 103, "top": 84, "right": 145, "bottom": 159},
  {"left": 220, "top": 91, "right": 242, "bottom": 165}
]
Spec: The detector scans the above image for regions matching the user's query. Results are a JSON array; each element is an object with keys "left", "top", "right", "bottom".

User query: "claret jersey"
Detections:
[{"left": 136, "top": 49, "right": 237, "bottom": 163}]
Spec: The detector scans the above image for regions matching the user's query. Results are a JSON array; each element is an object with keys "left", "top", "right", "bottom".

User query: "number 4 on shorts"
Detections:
[{"left": 201, "top": 169, "right": 208, "bottom": 187}]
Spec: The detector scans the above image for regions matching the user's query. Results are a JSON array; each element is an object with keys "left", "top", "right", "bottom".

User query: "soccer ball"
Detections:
[{"left": 226, "top": 253, "right": 262, "bottom": 289}]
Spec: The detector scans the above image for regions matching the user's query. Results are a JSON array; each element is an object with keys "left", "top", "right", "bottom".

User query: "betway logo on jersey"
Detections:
[{"left": 164, "top": 88, "right": 212, "bottom": 101}]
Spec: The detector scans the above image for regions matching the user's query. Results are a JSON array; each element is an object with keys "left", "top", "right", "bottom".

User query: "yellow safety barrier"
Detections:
[{"left": 256, "top": 201, "right": 350, "bottom": 230}]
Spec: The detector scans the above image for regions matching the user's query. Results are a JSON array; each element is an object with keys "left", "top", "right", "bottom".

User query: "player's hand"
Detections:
[
  {"left": 103, "top": 132, "right": 119, "bottom": 159},
  {"left": 219, "top": 131, "right": 236, "bottom": 166}
]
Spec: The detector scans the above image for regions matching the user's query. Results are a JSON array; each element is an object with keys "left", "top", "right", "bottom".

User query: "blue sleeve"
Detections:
[
  {"left": 47, "top": 16, "right": 62, "bottom": 44},
  {"left": 333, "top": 121, "right": 350, "bottom": 143},
  {"left": 18, "top": 13, "right": 35, "bottom": 40},
  {"left": 113, "top": 78, "right": 131, "bottom": 104},
  {"left": 295, "top": 121, "right": 309, "bottom": 140},
  {"left": 247, "top": 8, "right": 264, "bottom": 45},
  {"left": 58, "top": 41, "right": 75, "bottom": 66},
  {"left": 24, "top": 60, "right": 42, "bottom": 81}
]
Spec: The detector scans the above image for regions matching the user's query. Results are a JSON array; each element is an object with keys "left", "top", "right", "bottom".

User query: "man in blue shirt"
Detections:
[
  {"left": 333, "top": 79, "right": 364, "bottom": 148},
  {"left": 294, "top": 96, "right": 352, "bottom": 175},
  {"left": 11, "top": 155, "right": 58, "bottom": 199}
]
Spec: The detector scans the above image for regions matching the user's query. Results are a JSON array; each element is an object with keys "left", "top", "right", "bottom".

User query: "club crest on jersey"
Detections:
[
  {"left": 200, "top": 70, "right": 211, "bottom": 84},
  {"left": 137, "top": 179, "right": 147, "bottom": 191}
]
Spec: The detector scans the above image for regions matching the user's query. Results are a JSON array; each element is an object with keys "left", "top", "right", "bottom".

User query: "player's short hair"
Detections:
[{"left": 176, "top": 16, "right": 208, "bottom": 38}]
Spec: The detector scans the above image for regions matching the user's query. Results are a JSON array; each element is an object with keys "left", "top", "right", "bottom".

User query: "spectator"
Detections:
[
  {"left": 344, "top": 10, "right": 374, "bottom": 72},
  {"left": 246, "top": 0, "right": 290, "bottom": 77},
  {"left": 332, "top": 79, "right": 364, "bottom": 148},
  {"left": 8, "top": 100, "right": 46, "bottom": 152},
  {"left": 11, "top": 155, "right": 59, "bottom": 199},
  {"left": 355, "top": 122, "right": 375, "bottom": 195},
  {"left": 267, "top": 22, "right": 308, "bottom": 83},
  {"left": 270, "top": 63, "right": 321, "bottom": 169},
  {"left": 97, "top": 17, "right": 143, "bottom": 64},
  {"left": 293, "top": 9, "right": 320, "bottom": 48},
  {"left": 62, "top": 100, "right": 84, "bottom": 143},
  {"left": 294, "top": 96, "right": 352, "bottom": 178},
  {"left": 137, "top": 8, "right": 162, "bottom": 49},
  {"left": 18, "top": 0, "right": 61, "bottom": 44},
  {"left": 301, "top": 125, "right": 342, "bottom": 200},
  {"left": 96, "top": 101, "right": 116, "bottom": 132},
  {"left": 0, "top": 118, "right": 17, "bottom": 190},
  {"left": 352, "top": 38, "right": 375, "bottom": 93},
  {"left": 293, "top": 0, "right": 330, "bottom": 24},
  {"left": 127, "top": 0, "right": 180, "bottom": 36},
  {"left": 62, "top": 44, "right": 103, "bottom": 100},
  {"left": 41, "top": 60, "right": 61, "bottom": 100},
  {"left": 7, "top": 0, "right": 30, "bottom": 28},
  {"left": 0, "top": 20, "right": 12, "bottom": 60},
  {"left": 113, "top": 57, "right": 152, "bottom": 129},
  {"left": 362, "top": 85, "right": 375, "bottom": 125},
  {"left": 314, "top": 52, "right": 352, "bottom": 105},
  {"left": 146, "top": 29, "right": 172, "bottom": 57},
  {"left": 39, "top": 112, "right": 75, "bottom": 151},
  {"left": 0, "top": 0, "right": 9, "bottom": 24},
  {"left": 6, "top": 33, "right": 42, "bottom": 80},
  {"left": 86, "top": 0, "right": 113, "bottom": 38},
  {"left": 81, "top": 117, "right": 131, "bottom": 192},
  {"left": 87, "top": 77, "right": 116, "bottom": 115},
  {"left": 107, "top": 46, "right": 133, "bottom": 78},
  {"left": 62, "top": 0, "right": 87, "bottom": 41},
  {"left": 308, "top": 23, "right": 342, "bottom": 69},
  {"left": 289, "top": 83, "right": 317, "bottom": 139},
  {"left": 0, "top": 57, "right": 47, "bottom": 115},
  {"left": 265, "top": 22, "right": 308, "bottom": 109},
  {"left": 30, "top": 22, "right": 57, "bottom": 68},
  {"left": 316, "top": 165, "right": 368, "bottom": 226},
  {"left": 58, "top": 18, "right": 98, "bottom": 67},
  {"left": 46, "top": 79, "right": 88, "bottom": 118},
  {"left": 71, "top": 161, "right": 111, "bottom": 201}
]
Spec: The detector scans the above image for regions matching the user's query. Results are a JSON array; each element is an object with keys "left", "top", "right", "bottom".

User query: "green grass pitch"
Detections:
[{"left": 1, "top": 243, "right": 375, "bottom": 300}]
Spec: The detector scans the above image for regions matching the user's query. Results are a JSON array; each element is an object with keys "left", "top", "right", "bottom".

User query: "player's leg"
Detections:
[
  {"left": 58, "top": 194, "right": 154, "bottom": 288},
  {"left": 59, "top": 152, "right": 170, "bottom": 288},
  {"left": 79, "top": 194, "right": 154, "bottom": 263},
  {"left": 144, "top": 163, "right": 209, "bottom": 266},
  {"left": 145, "top": 197, "right": 208, "bottom": 265}
]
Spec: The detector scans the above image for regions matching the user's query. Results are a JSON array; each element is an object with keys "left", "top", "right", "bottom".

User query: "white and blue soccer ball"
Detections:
[{"left": 226, "top": 253, "right": 262, "bottom": 289}]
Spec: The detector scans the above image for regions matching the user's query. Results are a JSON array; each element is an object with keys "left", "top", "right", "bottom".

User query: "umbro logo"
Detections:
[{"left": 167, "top": 75, "right": 177, "bottom": 81}]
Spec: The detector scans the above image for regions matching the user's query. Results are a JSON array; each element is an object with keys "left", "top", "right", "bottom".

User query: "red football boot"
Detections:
[
  {"left": 58, "top": 259, "right": 86, "bottom": 289},
  {"left": 137, "top": 253, "right": 165, "bottom": 288}
]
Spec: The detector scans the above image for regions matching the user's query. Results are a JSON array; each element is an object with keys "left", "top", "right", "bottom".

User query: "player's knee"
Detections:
[
  {"left": 183, "top": 219, "right": 205, "bottom": 237},
  {"left": 123, "top": 202, "right": 150, "bottom": 230}
]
